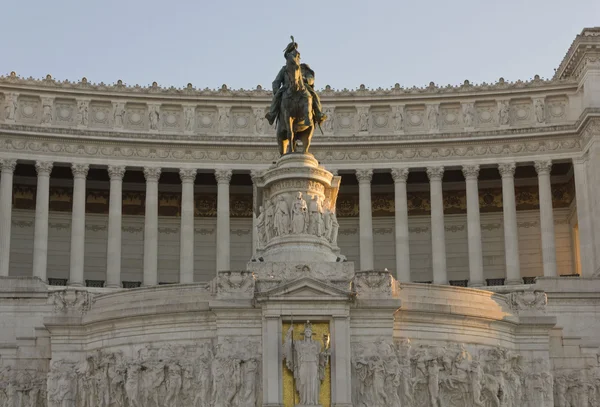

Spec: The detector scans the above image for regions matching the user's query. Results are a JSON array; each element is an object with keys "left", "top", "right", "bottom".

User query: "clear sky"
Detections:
[{"left": 2, "top": 0, "right": 598, "bottom": 90}]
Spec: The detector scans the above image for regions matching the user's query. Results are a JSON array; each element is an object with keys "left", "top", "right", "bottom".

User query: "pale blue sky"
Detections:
[{"left": 2, "top": 0, "right": 598, "bottom": 90}]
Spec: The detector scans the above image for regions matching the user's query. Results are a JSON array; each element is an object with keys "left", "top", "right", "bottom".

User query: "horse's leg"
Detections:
[
  {"left": 287, "top": 116, "right": 295, "bottom": 153},
  {"left": 302, "top": 127, "right": 314, "bottom": 154}
]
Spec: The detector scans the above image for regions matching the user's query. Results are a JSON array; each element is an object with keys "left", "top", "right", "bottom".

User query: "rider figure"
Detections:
[{"left": 265, "top": 39, "right": 327, "bottom": 127}]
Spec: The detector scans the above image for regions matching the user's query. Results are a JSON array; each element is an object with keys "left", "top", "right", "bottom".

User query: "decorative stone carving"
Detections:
[
  {"left": 291, "top": 192, "right": 309, "bottom": 234},
  {"left": 534, "top": 98, "right": 546, "bottom": 124},
  {"left": 218, "top": 106, "right": 230, "bottom": 134},
  {"left": 52, "top": 289, "right": 95, "bottom": 315},
  {"left": 273, "top": 195, "right": 290, "bottom": 237},
  {"left": 354, "top": 270, "right": 393, "bottom": 298},
  {"left": 393, "top": 105, "right": 405, "bottom": 132},
  {"left": 178, "top": 168, "right": 197, "bottom": 182},
  {"left": 71, "top": 163, "right": 89, "bottom": 178},
  {"left": 41, "top": 97, "right": 54, "bottom": 125},
  {"left": 283, "top": 321, "right": 330, "bottom": 405},
  {"left": 112, "top": 102, "right": 125, "bottom": 128},
  {"left": 508, "top": 290, "right": 547, "bottom": 312},
  {"left": 351, "top": 341, "right": 548, "bottom": 407},
  {"left": 214, "top": 169, "right": 232, "bottom": 184},
  {"left": 498, "top": 100, "right": 510, "bottom": 125},
  {"left": 462, "top": 164, "right": 480, "bottom": 179},
  {"left": 358, "top": 106, "right": 370, "bottom": 132},
  {"left": 183, "top": 105, "right": 195, "bottom": 132},
  {"left": 48, "top": 360, "right": 77, "bottom": 407},
  {"left": 107, "top": 165, "right": 126, "bottom": 180},
  {"left": 426, "top": 166, "right": 444, "bottom": 181},
  {"left": 391, "top": 167, "right": 409, "bottom": 182},
  {"left": 148, "top": 104, "right": 160, "bottom": 130},
  {"left": 3, "top": 92, "right": 18, "bottom": 122},
  {"left": 355, "top": 169, "right": 373, "bottom": 184},
  {"left": 323, "top": 107, "right": 334, "bottom": 133},
  {"left": 427, "top": 104, "right": 439, "bottom": 130},
  {"left": 216, "top": 270, "right": 255, "bottom": 299},
  {"left": 498, "top": 162, "right": 516, "bottom": 177},
  {"left": 462, "top": 102, "right": 475, "bottom": 127},
  {"left": 35, "top": 160, "right": 53, "bottom": 175},
  {"left": 307, "top": 195, "right": 324, "bottom": 237},
  {"left": 143, "top": 166, "right": 161, "bottom": 181},
  {"left": 76, "top": 99, "right": 89, "bottom": 127},
  {"left": 534, "top": 159, "right": 552, "bottom": 175},
  {"left": 253, "top": 107, "right": 265, "bottom": 134}
]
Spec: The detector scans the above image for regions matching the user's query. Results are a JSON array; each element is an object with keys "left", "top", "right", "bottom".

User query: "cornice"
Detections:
[
  {"left": 0, "top": 72, "right": 578, "bottom": 101},
  {"left": 554, "top": 27, "right": 600, "bottom": 80}
]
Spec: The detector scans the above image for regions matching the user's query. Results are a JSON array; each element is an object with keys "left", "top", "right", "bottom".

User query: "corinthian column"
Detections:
[
  {"left": 391, "top": 167, "right": 410, "bottom": 282},
  {"left": 356, "top": 169, "right": 374, "bottom": 271},
  {"left": 33, "top": 161, "right": 53, "bottom": 282},
  {"left": 69, "top": 164, "right": 89, "bottom": 286},
  {"left": 106, "top": 165, "right": 125, "bottom": 287},
  {"left": 143, "top": 167, "right": 161, "bottom": 286},
  {"left": 179, "top": 168, "right": 197, "bottom": 284},
  {"left": 0, "top": 159, "right": 17, "bottom": 276},
  {"left": 462, "top": 165, "right": 484, "bottom": 287},
  {"left": 535, "top": 160, "right": 557, "bottom": 277},
  {"left": 427, "top": 166, "right": 447, "bottom": 284},
  {"left": 215, "top": 169, "right": 232, "bottom": 272},
  {"left": 499, "top": 163, "right": 522, "bottom": 284}
]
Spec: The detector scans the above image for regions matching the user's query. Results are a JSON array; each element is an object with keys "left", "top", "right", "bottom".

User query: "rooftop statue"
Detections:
[{"left": 266, "top": 37, "right": 327, "bottom": 155}]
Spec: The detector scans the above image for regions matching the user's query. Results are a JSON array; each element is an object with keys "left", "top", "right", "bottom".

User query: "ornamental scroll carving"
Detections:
[
  {"left": 351, "top": 341, "right": 553, "bottom": 407},
  {"left": 46, "top": 341, "right": 260, "bottom": 407},
  {"left": 354, "top": 270, "right": 394, "bottom": 298},
  {"left": 52, "top": 289, "right": 95, "bottom": 315},
  {"left": 508, "top": 290, "right": 547, "bottom": 312},
  {"left": 216, "top": 271, "right": 255, "bottom": 299}
]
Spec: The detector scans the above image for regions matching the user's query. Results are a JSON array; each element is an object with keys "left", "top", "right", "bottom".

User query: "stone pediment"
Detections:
[{"left": 255, "top": 276, "right": 352, "bottom": 302}]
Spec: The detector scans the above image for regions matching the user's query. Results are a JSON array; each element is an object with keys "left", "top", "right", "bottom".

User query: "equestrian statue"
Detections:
[{"left": 265, "top": 37, "right": 327, "bottom": 155}]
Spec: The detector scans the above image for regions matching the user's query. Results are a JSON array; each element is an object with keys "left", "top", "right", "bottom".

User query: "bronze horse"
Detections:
[{"left": 276, "top": 51, "right": 315, "bottom": 155}]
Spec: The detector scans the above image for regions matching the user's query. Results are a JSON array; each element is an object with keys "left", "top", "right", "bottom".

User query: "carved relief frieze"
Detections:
[
  {"left": 52, "top": 289, "right": 95, "bottom": 315},
  {"left": 160, "top": 105, "right": 182, "bottom": 131},
  {"left": 335, "top": 108, "right": 356, "bottom": 133},
  {"left": 196, "top": 107, "right": 216, "bottom": 132},
  {"left": 216, "top": 270, "right": 255, "bottom": 299},
  {"left": 511, "top": 99, "right": 533, "bottom": 126},
  {"left": 440, "top": 104, "right": 461, "bottom": 129},
  {"left": 125, "top": 104, "right": 147, "bottom": 130},
  {"left": 17, "top": 96, "right": 40, "bottom": 125},
  {"left": 54, "top": 99, "right": 76, "bottom": 126},
  {"left": 88, "top": 102, "right": 112, "bottom": 128}
]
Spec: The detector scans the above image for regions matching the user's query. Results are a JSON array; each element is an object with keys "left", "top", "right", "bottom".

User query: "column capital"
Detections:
[
  {"left": 355, "top": 169, "right": 373, "bottom": 183},
  {"left": 390, "top": 167, "right": 409, "bottom": 182},
  {"left": 534, "top": 160, "right": 552, "bottom": 175},
  {"left": 35, "top": 161, "right": 53, "bottom": 176},
  {"left": 250, "top": 169, "right": 265, "bottom": 184},
  {"left": 143, "top": 166, "right": 162, "bottom": 182},
  {"left": 426, "top": 166, "right": 444, "bottom": 181},
  {"left": 179, "top": 168, "right": 197, "bottom": 183},
  {"left": 108, "top": 165, "right": 126, "bottom": 180},
  {"left": 0, "top": 159, "right": 17, "bottom": 173},
  {"left": 498, "top": 162, "right": 516, "bottom": 177},
  {"left": 71, "top": 163, "right": 89, "bottom": 179},
  {"left": 462, "top": 164, "right": 480, "bottom": 180},
  {"left": 215, "top": 169, "right": 232, "bottom": 184}
]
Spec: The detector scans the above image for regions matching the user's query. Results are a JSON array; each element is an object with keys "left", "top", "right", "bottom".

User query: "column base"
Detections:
[
  {"left": 506, "top": 278, "right": 524, "bottom": 285},
  {"left": 468, "top": 281, "right": 485, "bottom": 288},
  {"left": 105, "top": 284, "right": 121, "bottom": 289},
  {"left": 263, "top": 404, "right": 283, "bottom": 407},
  {"left": 69, "top": 282, "right": 84, "bottom": 287}
]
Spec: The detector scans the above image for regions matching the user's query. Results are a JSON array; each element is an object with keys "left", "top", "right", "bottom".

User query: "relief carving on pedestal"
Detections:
[
  {"left": 351, "top": 341, "right": 554, "bottom": 407},
  {"left": 46, "top": 340, "right": 260, "bottom": 407},
  {"left": 258, "top": 191, "right": 339, "bottom": 250},
  {"left": 216, "top": 271, "right": 255, "bottom": 299}
]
